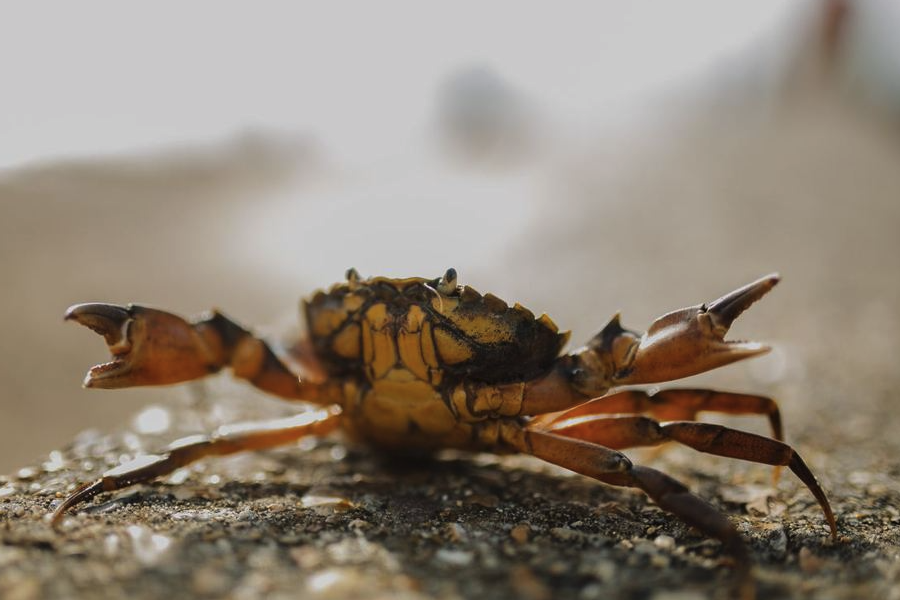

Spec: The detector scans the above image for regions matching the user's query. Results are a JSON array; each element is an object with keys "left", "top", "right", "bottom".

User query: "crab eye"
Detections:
[{"left": 437, "top": 268, "right": 458, "bottom": 294}]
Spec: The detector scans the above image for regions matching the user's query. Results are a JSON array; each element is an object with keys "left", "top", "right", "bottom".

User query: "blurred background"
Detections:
[{"left": 2, "top": 0, "right": 899, "bottom": 474}]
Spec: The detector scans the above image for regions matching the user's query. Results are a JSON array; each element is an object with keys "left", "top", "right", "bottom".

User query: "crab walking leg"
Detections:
[
  {"left": 545, "top": 415, "right": 836, "bottom": 538},
  {"left": 531, "top": 389, "right": 783, "bottom": 442},
  {"left": 500, "top": 424, "right": 753, "bottom": 599},
  {"left": 65, "top": 303, "right": 341, "bottom": 402},
  {"left": 51, "top": 407, "right": 342, "bottom": 526}
]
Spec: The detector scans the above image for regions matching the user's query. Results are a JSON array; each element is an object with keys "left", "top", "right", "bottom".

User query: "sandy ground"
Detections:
[{"left": 2, "top": 43, "right": 900, "bottom": 600}]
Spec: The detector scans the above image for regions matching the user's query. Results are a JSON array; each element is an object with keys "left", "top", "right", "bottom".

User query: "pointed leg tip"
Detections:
[
  {"left": 51, "top": 480, "right": 105, "bottom": 528},
  {"left": 49, "top": 509, "right": 66, "bottom": 529},
  {"left": 827, "top": 513, "right": 839, "bottom": 541},
  {"left": 759, "top": 273, "right": 781, "bottom": 290}
]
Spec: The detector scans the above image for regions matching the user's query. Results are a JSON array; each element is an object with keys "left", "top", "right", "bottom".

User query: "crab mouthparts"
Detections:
[{"left": 65, "top": 303, "right": 135, "bottom": 387}]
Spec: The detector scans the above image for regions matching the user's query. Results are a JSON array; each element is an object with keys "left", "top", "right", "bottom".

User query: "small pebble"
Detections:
[
  {"left": 444, "top": 522, "right": 467, "bottom": 542},
  {"left": 465, "top": 494, "right": 499, "bottom": 508},
  {"left": 435, "top": 549, "right": 473, "bottom": 566},
  {"left": 550, "top": 527, "right": 580, "bottom": 542},
  {"left": 634, "top": 540, "right": 657, "bottom": 555},
  {"left": 0, "top": 546, "right": 26, "bottom": 568},
  {"left": 16, "top": 468, "right": 37, "bottom": 481},
  {"left": 4, "top": 576, "right": 40, "bottom": 600},
  {"left": 348, "top": 518, "right": 371, "bottom": 530},
  {"left": 290, "top": 547, "right": 323, "bottom": 569},
  {"left": 760, "top": 523, "right": 788, "bottom": 558},
  {"left": 509, "top": 565, "right": 551, "bottom": 600},
  {"left": 126, "top": 525, "right": 174, "bottom": 567},
  {"left": 590, "top": 559, "right": 617, "bottom": 582},
  {"left": 510, "top": 524, "right": 531, "bottom": 544},
  {"left": 547, "top": 560, "right": 569, "bottom": 575},
  {"left": 650, "top": 554, "right": 670, "bottom": 569},
  {"left": 236, "top": 509, "right": 257, "bottom": 522},
  {"left": 192, "top": 566, "right": 231, "bottom": 596},
  {"left": 799, "top": 547, "right": 825, "bottom": 573},
  {"left": 654, "top": 535, "right": 676, "bottom": 550}
]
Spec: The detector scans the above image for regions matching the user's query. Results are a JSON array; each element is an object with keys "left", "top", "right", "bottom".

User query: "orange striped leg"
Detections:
[
  {"left": 544, "top": 415, "right": 836, "bottom": 539},
  {"left": 532, "top": 389, "right": 782, "bottom": 441},
  {"left": 500, "top": 423, "right": 753, "bottom": 600},
  {"left": 52, "top": 407, "right": 342, "bottom": 526}
]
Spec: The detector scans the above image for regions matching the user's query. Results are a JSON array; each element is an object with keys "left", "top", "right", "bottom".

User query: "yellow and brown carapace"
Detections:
[
  {"left": 303, "top": 269, "right": 569, "bottom": 449},
  {"left": 56, "top": 269, "right": 837, "bottom": 600}
]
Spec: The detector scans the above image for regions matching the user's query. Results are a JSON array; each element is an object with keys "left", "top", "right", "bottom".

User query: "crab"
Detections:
[{"left": 55, "top": 270, "right": 835, "bottom": 597}]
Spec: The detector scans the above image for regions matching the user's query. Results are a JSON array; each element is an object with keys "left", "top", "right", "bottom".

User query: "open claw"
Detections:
[
  {"left": 65, "top": 303, "right": 217, "bottom": 388},
  {"left": 65, "top": 303, "right": 136, "bottom": 387},
  {"left": 616, "top": 274, "right": 780, "bottom": 385},
  {"left": 562, "top": 274, "right": 781, "bottom": 395}
]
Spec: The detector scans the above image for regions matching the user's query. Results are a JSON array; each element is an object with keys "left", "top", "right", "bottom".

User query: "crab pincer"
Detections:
[
  {"left": 65, "top": 303, "right": 219, "bottom": 388},
  {"left": 610, "top": 273, "right": 781, "bottom": 386}
]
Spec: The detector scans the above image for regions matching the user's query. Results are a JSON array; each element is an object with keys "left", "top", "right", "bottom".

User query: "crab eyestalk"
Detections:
[{"left": 568, "top": 275, "right": 780, "bottom": 393}]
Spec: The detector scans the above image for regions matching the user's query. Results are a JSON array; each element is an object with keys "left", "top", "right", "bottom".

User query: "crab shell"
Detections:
[
  {"left": 302, "top": 273, "right": 571, "bottom": 450},
  {"left": 304, "top": 275, "right": 571, "bottom": 388}
]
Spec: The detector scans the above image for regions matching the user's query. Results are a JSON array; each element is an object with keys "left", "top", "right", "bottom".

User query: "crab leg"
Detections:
[
  {"left": 543, "top": 415, "right": 836, "bottom": 539},
  {"left": 500, "top": 423, "right": 753, "bottom": 599},
  {"left": 51, "top": 407, "right": 342, "bottom": 526},
  {"left": 531, "top": 389, "right": 783, "bottom": 442},
  {"left": 65, "top": 303, "right": 341, "bottom": 402}
]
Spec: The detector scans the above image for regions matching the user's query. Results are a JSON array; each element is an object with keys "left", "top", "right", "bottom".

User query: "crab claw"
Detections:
[
  {"left": 65, "top": 303, "right": 215, "bottom": 389},
  {"left": 613, "top": 274, "right": 780, "bottom": 385}
]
